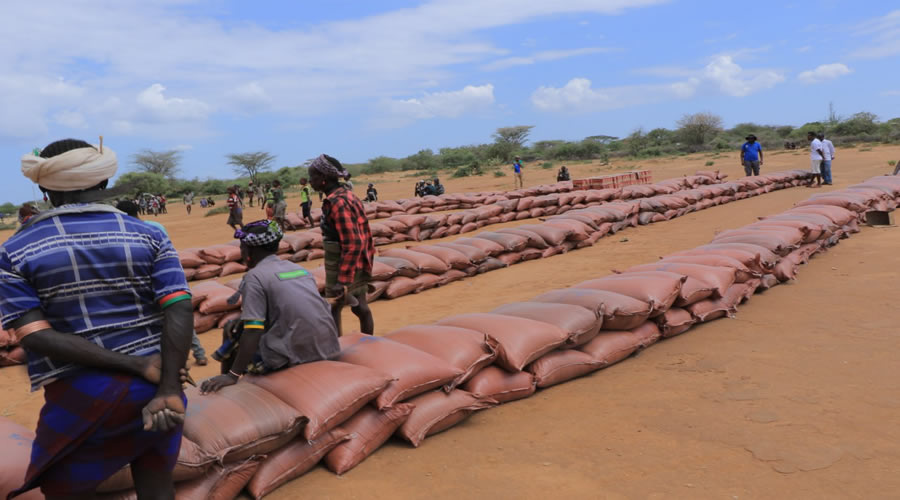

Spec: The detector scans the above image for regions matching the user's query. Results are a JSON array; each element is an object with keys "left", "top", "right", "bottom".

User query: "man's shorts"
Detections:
[
  {"left": 273, "top": 201, "right": 287, "bottom": 220},
  {"left": 810, "top": 159, "right": 822, "bottom": 174},
  {"left": 301, "top": 202, "right": 312, "bottom": 219}
]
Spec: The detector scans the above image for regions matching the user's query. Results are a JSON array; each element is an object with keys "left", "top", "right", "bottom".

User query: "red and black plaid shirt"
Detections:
[{"left": 321, "top": 186, "right": 375, "bottom": 285}]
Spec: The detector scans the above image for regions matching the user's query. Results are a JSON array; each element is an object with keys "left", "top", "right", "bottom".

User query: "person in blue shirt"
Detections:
[
  {"left": 512, "top": 156, "right": 524, "bottom": 189},
  {"left": 740, "top": 135, "right": 763, "bottom": 176}
]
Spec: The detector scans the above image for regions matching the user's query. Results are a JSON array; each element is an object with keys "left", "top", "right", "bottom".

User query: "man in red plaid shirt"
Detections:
[{"left": 308, "top": 154, "right": 375, "bottom": 335}]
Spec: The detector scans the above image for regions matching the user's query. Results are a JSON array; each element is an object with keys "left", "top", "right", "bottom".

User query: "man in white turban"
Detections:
[{"left": 3, "top": 138, "right": 193, "bottom": 499}]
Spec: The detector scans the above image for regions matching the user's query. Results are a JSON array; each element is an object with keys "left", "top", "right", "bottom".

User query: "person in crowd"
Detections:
[
  {"left": 423, "top": 180, "right": 436, "bottom": 196},
  {"left": 183, "top": 191, "right": 194, "bottom": 215},
  {"left": 557, "top": 165, "right": 571, "bottom": 182},
  {"left": 740, "top": 134, "right": 763, "bottom": 176},
  {"left": 199, "top": 220, "right": 340, "bottom": 393},
  {"left": 414, "top": 180, "right": 425, "bottom": 197},
  {"left": 149, "top": 195, "right": 160, "bottom": 216},
  {"left": 808, "top": 131, "right": 825, "bottom": 187},
  {"left": 226, "top": 186, "right": 243, "bottom": 230},
  {"left": 116, "top": 200, "right": 209, "bottom": 367},
  {"left": 818, "top": 132, "right": 835, "bottom": 185},
  {"left": 255, "top": 183, "right": 266, "bottom": 208},
  {"left": 365, "top": 183, "right": 378, "bottom": 202},
  {"left": 1, "top": 138, "right": 192, "bottom": 498},
  {"left": 432, "top": 177, "right": 445, "bottom": 195},
  {"left": 236, "top": 186, "right": 245, "bottom": 206},
  {"left": 299, "top": 178, "right": 314, "bottom": 227},
  {"left": 206, "top": 196, "right": 215, "bottom": 207},
  {"left": 513, "top": 155, "right": 524, "bottom": 189},
  {"left": 137, "top": 196, "right": 147, "bottom": 215},
  {"left": 200, "top": 197, "right": 208, "bottom": 209},
  {"left": 307, "top": 154, "right": 375, "bottom": 335},
  {"left": 247, "top": 182, "right": 255, "bottom": 207},
  {"left": 893, "top": 160, "right": 900, "bottom": 176},
  {"left": 265, "top": 180, "right": 287, "bottom": 231}
]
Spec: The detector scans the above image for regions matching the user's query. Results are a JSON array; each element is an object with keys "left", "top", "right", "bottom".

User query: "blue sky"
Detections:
[{"left": 2, "top": 1, "right": 899, "bottom": 203}]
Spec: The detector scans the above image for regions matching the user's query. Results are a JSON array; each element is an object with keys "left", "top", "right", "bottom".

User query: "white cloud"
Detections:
[
  {"left": 882, "top": 90, "right": 900, "bottom": 96},
  {"left": 797, "top": 63, "right": 852, "bottom": 84},
  {"left": 532, "top": 55, "right": 783, "bottom": 112},
  {"left": 483, "top": 47, "right": 617, "bottom": 71},
  {"left": 382, "top": 84, "right": 495, "bottom": 124},
  {"left": 0, "top": 0, "right": 668, "bottom": 140},
  {"left": 54, "top": 110, "right": 88, "bottom": 129},
  {"left": 136, "top": 84, "right": 210, "bottom": 122},
  {"left": 851, "top": 10, "right": 900, "bottom": 59},
  {"left": 172, "top": 144, "right": 193, "bottom": 151}
]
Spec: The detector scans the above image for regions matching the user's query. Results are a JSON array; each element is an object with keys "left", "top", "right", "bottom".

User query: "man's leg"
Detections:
[
  {"left": 190, "top": 332, "right": 207, "bottom": 365},
  {"left": 823, "top": 161, "right": 833, "bottom": 184},
  {"left": 752, "top": 161, "right": 760, "bottom": 176},
  {"left": 350, "top": 294, "right": 375, "bottom": 335},
  {"left": 743, "top": 162, "right": 752, "bottom": 176},
  {"left": 330, "top": 303, "right": 344, "bottom": 336}
]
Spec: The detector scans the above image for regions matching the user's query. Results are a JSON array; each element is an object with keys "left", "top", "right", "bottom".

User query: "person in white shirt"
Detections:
[
  {"left": 807, "top": 131, "right": 825, "bottom": 187},
  {"left": 817, "top": 133, "right": 835, "bottom": 185}
]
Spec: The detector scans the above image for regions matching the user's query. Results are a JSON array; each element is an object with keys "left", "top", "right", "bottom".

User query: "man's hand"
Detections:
[
  {"left": 142, "top": 392, "right": 186, "bottom": 432},
  {"left": 200, "top": 374, "right": 238, "bottom": 394},
  {"left": 223, "top": 319, "right": 241, "bottom": 341}
]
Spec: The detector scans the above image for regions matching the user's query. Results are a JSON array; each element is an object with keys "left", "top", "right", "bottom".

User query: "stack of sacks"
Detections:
[
  {"left": 183, "top": 170, "right": 815, "bottom": 328},
  {"left": 191, "top": 282, "right": 242, "bottom": 334},
  {"left": 178, "top": 171, "right": 804, "bottom": 280},
  {"left": 7, "top": 177, "right": 896, "bottom": 496},
  {"left": 0, "top": 330, "right": 26, "bottom": 367}
]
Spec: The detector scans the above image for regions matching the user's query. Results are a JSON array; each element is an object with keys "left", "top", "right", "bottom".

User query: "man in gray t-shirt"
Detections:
[{"left": 201, "top": 219, "right": 339, "bottom": 393}]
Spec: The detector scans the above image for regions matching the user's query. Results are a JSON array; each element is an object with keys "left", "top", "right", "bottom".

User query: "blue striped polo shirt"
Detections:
[{"left": 0, "top": 204, "right": 190, "bottom": 390}]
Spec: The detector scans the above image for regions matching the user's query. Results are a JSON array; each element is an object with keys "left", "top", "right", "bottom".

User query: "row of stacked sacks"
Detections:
[
  {"left": 284, "top": 181, "right": 578, "bottom": 230},
  {"left": 1, "top": 175, "right": 895, "bottom": 500},
  {"left": 188, "top": 170, "right": 814, "bottom": 332},
  {"left": 177, "top": 170, "right": 800, "bottom": 281},
  {"left": 0, "top": 329, "right": 26, "bottom": 367}
]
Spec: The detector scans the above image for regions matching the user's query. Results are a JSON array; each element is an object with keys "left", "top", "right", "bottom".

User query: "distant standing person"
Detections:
[
  {"left": 308, "top": 154, "right": 375, "bottom": 335},
  {"left": 740, "top": 134, "right": 763, "bottom": 176},
  {"left": 255, "top": 183, "right": 266, "bottom": 208},
  {"left": 227, "top": 186, "right": 243, "bottom": 230},
  {"left": 266, "top": 180, "right": 287, "bottom": 231},
  {"left": 513, "top": 156, "right": 524, "bottom": 189},
  {"left": 365, "top": 183, "right": 378, "bottom": 202},
  {"left": 299, "top": 178, "right": 314, "bottom": 227},
  {"left": 183, "top": 191, "right": 194, "bottom": 215},
  {"left": 807, "top": 131, "right": 825, "bottom": 187},
  {"left": 818, "top": 132, "right": 835, "bottom": 185},
  {"left": 557, "top": 165, "right": 571, "bottom": 182}
]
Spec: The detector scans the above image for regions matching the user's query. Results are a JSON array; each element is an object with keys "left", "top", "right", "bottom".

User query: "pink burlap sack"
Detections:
[
  {"left": 621, "top": 262, "right": 736, "bottom": 302},
  {"left": 200, "top": 244, "right": 242, "bottom": 265},
  {"left": 515, "top": 223, "right": 570, "bottom": 246},
  {"left": 527, "top": 349, "right": 602, "bottom": 388},
  {"left": 408, "top": 245, "right": 472, "bottom": 270},
  {"left": 385, "top": 325, "right": 498, "bottom": 389},
  {"left": 659, "top": 254, "right": 759, "bottom": 283},
  {"left": 433, "top": 242, "right": 488, "bottom": 263},
  {"left": 195, "top": 283, "right": 241, "bottom": 315},
  {"left": 396, "top": 390, "right": 496, "bottom": 447},
  {"left": 437, "top": 313, "right": 569, "bottom": 371},
  {"left": 578, "top": 322, "right": 661, "bottom": 366},
  {"left": 575, "top": 272, "right": 685, "bottom": 317},
  {"left": 497, "top": 252, "right": 522, "bottom": 266},
  {"left": 413, "top": 273, "right": 442, "bottom": 292},
  {"left": 476, "top": 257, "right": 508, "bottom": 274},
  {"left": 247, "top": 361, "right": 394, "bottom": 441},
  {"left": 374, "top": 256, "right": 419, "bottom": 278},
  {"left": 193, "top": 264, "right": 223, "bottom": 280},
  {"left": 690, "top": 243, "right": 779, "bottom": 271},
  {"left": 182, "top": 384, "right": 305, "bottom": 464},
  {"left": 530, "top": 288, "right": 651, "bottom": 331},
  {"left": 474, "top": 232, "right": 529, "bottom": 252},
  {"left": 655, "top": 307, "right": 694, "bottom": 338},
  {"left": 337, "top": 334, "right": 463, "bottom": 409},
  {"left": 246, "top": 430, "right": 350, "bottom": 499},
  {"left": 380, "top": 248, "right": 450, "bottom": 274},
  {"left": 324, "top": 404, "right": 414, "bottom": 475},
  {"left": 179, "top": 249, "right": 206, "bottom": 268},
  {"left": 492, "top": 302, "right": 601, "bottom": 347},
  {"left": 496, "top": 228, "right": 549, "bottom": 249},
  {"left": 461, "top": 366, "right": 536, "bottom": 404},
  {"left": 193, "top": 312, "right": 224, "bottom": 334},
  {"left": 220, "top": 261, "right": 248, "bottom": 276},
  {"left": 453, "top": 237, "right": 505, "bottom": 257},
  {"left": 384, "top": 276, "right": 420, "bottom": 299}
]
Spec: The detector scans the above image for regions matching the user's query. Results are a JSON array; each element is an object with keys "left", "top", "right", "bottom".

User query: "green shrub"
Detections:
[
  {"left": 541, "top": 161, "right": 553, "bottom": 169},
  {"left": 493, "top": 170, "right": 506, "bottom": 177},
  {"left": 204, "top": 206, "right": 230, "bottom": 217},
  {"left": 705, "top": 161, "right": 715, "bottom": 166},
  {"left": 860, "top": 147, "right": 873, "bottom": 152},
  {"left": 889, "top": 160, "right": 897, "bottom": 166},
  {"left": 452, "top": 166, "right": 471, "bottom": 178}
]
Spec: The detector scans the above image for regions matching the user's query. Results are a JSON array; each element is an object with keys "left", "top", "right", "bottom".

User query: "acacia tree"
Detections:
[
  {"left": 131, "top": 149, "right": 182, "bottom": 177},
  {"left": 226, "top": 152, "right": 276, "bottom": 185},
  {"left": 491, "top": 125, "right": 534, "bottom": 162},
  {"left": 676, "top": 112, "right": 724, "bottom": 146}
]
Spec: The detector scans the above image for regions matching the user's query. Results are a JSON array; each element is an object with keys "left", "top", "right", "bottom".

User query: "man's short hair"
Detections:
[{"left": 116, "top": 200, "right": 139, "bottom": 217}]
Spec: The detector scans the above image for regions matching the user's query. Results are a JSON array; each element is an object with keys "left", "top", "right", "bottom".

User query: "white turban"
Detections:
[{"left": 21, "top": 145, "right": 118, "bottom": 192}]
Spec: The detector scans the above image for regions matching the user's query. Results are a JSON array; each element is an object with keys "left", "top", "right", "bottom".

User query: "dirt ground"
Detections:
[{"left": 2, "top": 146, "right": 899, "bottom": 498}]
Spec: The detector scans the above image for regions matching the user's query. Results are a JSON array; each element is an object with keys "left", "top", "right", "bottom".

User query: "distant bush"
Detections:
[
  {"left": 889, "top": 160, "right": 897, "bottom": 166},
  {"left": 705, "top": 161, "right": 715, "bottom": 166},
  {"left": 541, "top": 161, "right": 553, "bottom": 169},
  {"left": 493, "top": 170, "right": 506, "bottom": 177},
  {"left": 204, "top": 206, "right": 230, "bottom": 217},
  {"left": 452, "top": 166, "right": 471, "bottom": 178}
]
